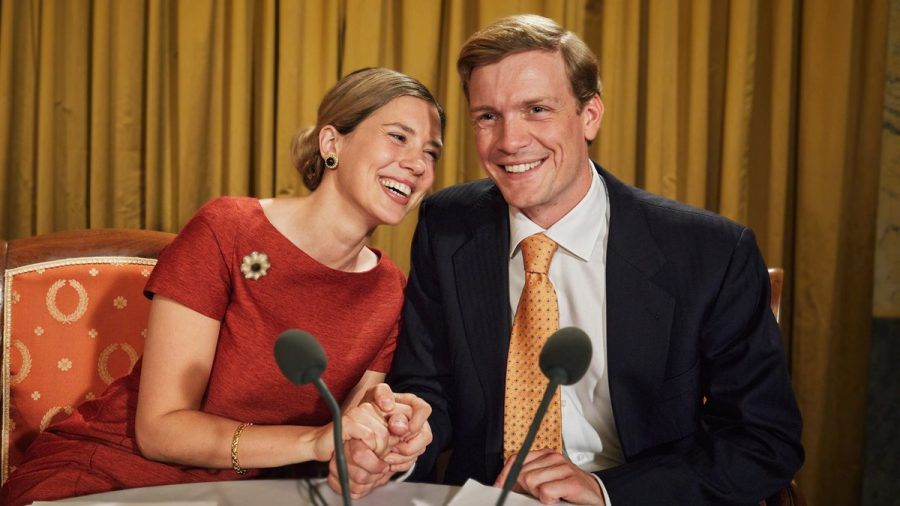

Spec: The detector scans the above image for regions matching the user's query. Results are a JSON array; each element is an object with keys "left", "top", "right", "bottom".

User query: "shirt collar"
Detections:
[{"left": 509, "top": 161, "right": 607, "bottom": 262}]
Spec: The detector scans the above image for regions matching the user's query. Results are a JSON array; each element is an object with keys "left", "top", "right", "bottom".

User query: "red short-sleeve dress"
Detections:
[{"left": 1, "top": 197, "right": 406, "bottom": 505}]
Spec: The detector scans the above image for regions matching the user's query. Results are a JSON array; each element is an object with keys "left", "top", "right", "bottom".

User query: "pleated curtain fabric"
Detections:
[
  {"left": 0, "top": 1, "right": 889, "bottom": 503},
  {"left": 503, "top": 233, "right": 563, "bottom": 459}
]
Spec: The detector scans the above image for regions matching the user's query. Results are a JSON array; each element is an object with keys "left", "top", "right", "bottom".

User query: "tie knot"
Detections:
[{"left": 520, "top": 233, "right": 558, "bottom": 274}]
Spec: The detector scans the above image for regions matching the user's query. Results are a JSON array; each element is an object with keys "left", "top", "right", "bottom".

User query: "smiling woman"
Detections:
[
  {"left": 320, "top": 95, "right": 443, "bottom": 228},
  {"left": 291, "top": 68, "right": 446, "bottom": 194},
  {"left": 266, "top": 69, "right": 445, "bottom": 271},
  {"left": 0, "top": 68, "right": 443, "bottom": 506}
]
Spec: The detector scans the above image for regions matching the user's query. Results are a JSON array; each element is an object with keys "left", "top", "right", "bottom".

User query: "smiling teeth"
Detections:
[
  {"left": 380, "top": 178, "right": 411, "bottom": 197},
  {"left": 505, "top": 160, "right": 542, "bottom": 173}
]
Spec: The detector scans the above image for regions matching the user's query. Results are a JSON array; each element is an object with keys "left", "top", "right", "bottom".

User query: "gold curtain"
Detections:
[{"left": 0, "top": 1, "right": 886, "bottom": 504}]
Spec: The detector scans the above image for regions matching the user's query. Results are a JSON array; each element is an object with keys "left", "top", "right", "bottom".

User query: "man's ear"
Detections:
[
  {"left": 318, "top": 125, "right": 340, "bottom": 157},
  {"left": 581, "top": 94, "right": 604, "bottom": 143}
]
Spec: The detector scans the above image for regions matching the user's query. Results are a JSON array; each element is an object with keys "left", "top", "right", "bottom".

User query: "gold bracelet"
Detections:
[{"left": 230, "top": 422, "right": 253, "bottom": 475}]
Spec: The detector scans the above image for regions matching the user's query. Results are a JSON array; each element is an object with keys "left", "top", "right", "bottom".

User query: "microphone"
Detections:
[
  {"left": 274, "top": 329, "right": 351, "bottom": 506},
  {"left": 497, "top": 326, "right": 593, "bottom": 506}
]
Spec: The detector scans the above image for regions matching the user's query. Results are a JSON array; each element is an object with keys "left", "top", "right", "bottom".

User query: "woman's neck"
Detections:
[{"left": 262, "top": 188, "right": 377, "bottom": 272}]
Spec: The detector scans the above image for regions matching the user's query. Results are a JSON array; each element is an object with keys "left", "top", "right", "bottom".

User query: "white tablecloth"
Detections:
[{"left": 38, "top": 478, "right": 459, "bottom": 506}]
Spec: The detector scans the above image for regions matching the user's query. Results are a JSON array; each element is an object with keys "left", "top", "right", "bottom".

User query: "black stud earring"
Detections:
[{"left": 324, "top": 153, "right": 338, "bottom": 169}]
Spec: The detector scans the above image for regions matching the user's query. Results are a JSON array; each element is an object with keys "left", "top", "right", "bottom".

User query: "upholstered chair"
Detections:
[{"left": 1, "top": 229, "right": 174, "bottom": 484}]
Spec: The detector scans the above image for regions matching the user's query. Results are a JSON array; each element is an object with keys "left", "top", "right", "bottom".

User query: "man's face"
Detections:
[{"left": 467, "top": 50, "right": 603, "bottom": 228}]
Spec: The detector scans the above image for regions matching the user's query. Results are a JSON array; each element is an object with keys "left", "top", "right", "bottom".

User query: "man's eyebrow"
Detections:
[
  {"left": 469, "top": 96, "right": 560, "bottom": 113},
  {"left": 523, "top": 96, "right": 559, "bottom": 105},
  {"left": 468, "top": 105, "right": 495, "bottom": 114}
]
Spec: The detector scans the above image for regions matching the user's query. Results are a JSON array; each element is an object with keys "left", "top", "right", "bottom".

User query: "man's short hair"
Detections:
[{"left": 457, "top": 14, "right": 602, "bottom": 109}]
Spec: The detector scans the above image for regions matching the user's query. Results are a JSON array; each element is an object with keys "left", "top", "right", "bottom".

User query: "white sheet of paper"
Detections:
[
  {"left": 446, "top": 479, "right": 543, "bottom": 505},
  {"left": 32, "top": 503, "right": 216, "bottom": 506}
]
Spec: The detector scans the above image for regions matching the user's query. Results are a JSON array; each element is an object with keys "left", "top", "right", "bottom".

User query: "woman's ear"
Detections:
[{"left": 318, "top": 125, "right": 340, "bottom": 158}]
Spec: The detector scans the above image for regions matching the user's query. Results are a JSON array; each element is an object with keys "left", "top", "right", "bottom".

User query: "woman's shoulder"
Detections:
[
  {"left": 371, "top": 249, "right": 407, "bottom": 287},
  {"left": 170, "top": 196, "right": 264, "bottom": 250},
  {"left": 194, "top": 196, "right": 260, "bottom": 221}
]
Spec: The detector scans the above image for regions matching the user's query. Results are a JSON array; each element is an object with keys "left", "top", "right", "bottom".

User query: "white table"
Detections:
[{"left": 42, "top": 478, "right": 460, "bottom": 506}]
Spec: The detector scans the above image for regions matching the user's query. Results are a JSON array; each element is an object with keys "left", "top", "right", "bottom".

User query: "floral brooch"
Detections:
[{"left": 241, "top": 251, "right": 271, "bottom": 280}]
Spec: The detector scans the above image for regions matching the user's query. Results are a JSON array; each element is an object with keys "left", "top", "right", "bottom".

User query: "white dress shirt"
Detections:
[{"left": 508, "top": 163, "right": 622, "bottom": 502}]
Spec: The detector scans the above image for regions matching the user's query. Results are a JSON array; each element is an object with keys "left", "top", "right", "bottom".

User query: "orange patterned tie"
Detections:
[{"left": 503, "top": 233, "right": 562, "bottom": 459}]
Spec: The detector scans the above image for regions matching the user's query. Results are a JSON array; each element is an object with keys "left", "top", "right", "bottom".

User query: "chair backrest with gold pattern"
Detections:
[{"left": 0, "top": 229, "right": 175, "bottom": 484}]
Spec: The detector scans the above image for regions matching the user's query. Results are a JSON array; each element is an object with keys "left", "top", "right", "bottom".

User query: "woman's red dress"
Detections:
[{"left": 1, "top": 197, "right": 405, "bottom": 505}]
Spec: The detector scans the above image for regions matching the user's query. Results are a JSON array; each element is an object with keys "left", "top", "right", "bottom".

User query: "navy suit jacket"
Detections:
[{"left": 387, "top": 166, "right": 803, "bottom": 505}]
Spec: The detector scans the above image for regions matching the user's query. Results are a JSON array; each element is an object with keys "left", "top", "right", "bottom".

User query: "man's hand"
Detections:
[
  {"left": 327, "top": 383, "right": 432, "bottom": 499},
  {"left": 362, "top": 383, "right": 433, "bottom": 469},
  {"left": 367, "top": 383, "right": 432, "bottom": 437},
  {"left": 382, "top": 420, "right": 431, "bottom": 470},
  {"left": 494, "top": 449, "right": 606, "bottom": 505}
]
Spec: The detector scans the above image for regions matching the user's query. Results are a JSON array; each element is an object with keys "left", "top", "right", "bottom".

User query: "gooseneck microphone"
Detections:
[
  {"left": 274, "top": 329, "right": 351, "bottom": 506},
  {"left": 497, "top": 327, "right": 593, "bottom": 506}
]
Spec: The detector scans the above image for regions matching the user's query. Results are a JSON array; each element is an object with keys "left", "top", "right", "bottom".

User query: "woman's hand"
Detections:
[
  {"left": 327, "top": 384, "right": 433, "bottom": 498},
  {"left": 313, "top": 401, "right": 411, "bottom": 462}
]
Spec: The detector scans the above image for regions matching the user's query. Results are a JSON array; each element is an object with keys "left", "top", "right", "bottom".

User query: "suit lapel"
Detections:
[
  {"left": 452, "top": 184, "right": 511, "bottom": 461},
  {"left": 450, "top": 170, "right": 677, "bottom": 463},
  {"left": 601, "top": 168, "right": 676, "bottom": 458}
]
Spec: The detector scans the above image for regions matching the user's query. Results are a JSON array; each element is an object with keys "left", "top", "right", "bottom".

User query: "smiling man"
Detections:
[
  {"left": 466, "top": 47, "right": 601, "bottom": 230},
  {"left": 340, "top": 14, "right": 803, "bottom": 505}
]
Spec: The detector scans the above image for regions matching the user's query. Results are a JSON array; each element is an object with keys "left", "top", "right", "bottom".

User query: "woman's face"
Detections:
[{"left": 331, "top": 96, "right": 442, "bottom": 227}]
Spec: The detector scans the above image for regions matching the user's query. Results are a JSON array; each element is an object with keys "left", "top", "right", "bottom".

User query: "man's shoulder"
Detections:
[
  {"left": 414, "top": 179, "right": 506, "bottom": 240},
  {"left": 611, "top": 176, "right": 745, "bottom": 240},
  {"left": 424, "top": 178, "right": 499, "bottom": 208},
  {"left": 419, "top": 179, "right": 506, "bottom": 223}
]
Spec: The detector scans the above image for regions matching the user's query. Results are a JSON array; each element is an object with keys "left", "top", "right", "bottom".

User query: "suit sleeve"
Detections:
[
  {"left": 386, "top": 201, "right": 454, "bottom": 480},
  {"left": 596, "top": 228, "right": 804, "bottom": 505}
]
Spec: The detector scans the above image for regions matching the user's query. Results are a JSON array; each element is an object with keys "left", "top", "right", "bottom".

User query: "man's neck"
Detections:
[{"left": 520, "top": 160, "right": 596, "bottom": 229}]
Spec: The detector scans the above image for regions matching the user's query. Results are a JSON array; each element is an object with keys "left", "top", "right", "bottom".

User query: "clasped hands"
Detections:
[
  {"left": 325, "top": 384, "right": 604, "bottom": 505},
  {"left": 326, "top": 383, "right": 432, "bottom": 499}
]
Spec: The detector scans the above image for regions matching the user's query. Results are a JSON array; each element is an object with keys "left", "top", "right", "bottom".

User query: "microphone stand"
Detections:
[
  {"left": 314, "top": 377, "right": 352, "bottom": 506},
  {"left": 496, "top": 371, "right": 564, "bottom": 506}
]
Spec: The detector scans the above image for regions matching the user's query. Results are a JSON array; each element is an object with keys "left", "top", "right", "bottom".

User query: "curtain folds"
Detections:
[
  {"left": 0, "top": 1, "right": 886, "bottom": 504},
  {"left": 792, "top": 2, "right": 887, "bottom": 504}
]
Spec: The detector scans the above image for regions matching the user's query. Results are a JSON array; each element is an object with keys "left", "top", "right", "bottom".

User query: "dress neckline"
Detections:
[{"left": 251, "top": 198, "right": 385, "bottom": 277}]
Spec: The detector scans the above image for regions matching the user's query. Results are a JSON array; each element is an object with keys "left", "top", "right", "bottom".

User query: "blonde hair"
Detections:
[
  {"left": 457, "top": 14, "right": 601, "bottom": 109},
  {"left": 291, "top": 68, "right": 445, "bottom": 191}
]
